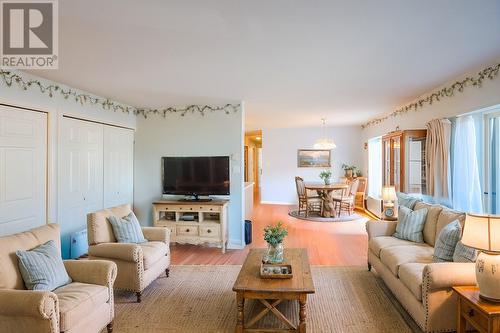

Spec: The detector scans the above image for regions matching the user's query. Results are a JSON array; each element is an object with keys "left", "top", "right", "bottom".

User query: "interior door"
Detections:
[
  {"left": 103, "top": 125, "right": 134, "bottom": 208},
  {"left": 0, "top": 105, "right": 47, "bottom": 236},
  {"left": 59, "top": 117, "right": 103, "bottom": 257}
]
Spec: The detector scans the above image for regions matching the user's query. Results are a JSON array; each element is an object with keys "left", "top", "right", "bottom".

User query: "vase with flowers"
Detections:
[
  {"left": 319, "top": 169, "right": 332, "bottom": 185},
  {"left": 263, "top": 222, "right": 288, "bottom": 264}
]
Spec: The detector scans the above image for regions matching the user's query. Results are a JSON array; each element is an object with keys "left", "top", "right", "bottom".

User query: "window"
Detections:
[
  {"left": 368, "top": 136, "right": 382, "bottom": 198},
  {"left": 449, "top": 105, "right": 500, "bottom": 214}
]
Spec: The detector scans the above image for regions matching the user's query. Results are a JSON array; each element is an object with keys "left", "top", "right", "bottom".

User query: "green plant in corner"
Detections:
[{"left": 319, "top": 169, "right": 332, "bottom": 185}]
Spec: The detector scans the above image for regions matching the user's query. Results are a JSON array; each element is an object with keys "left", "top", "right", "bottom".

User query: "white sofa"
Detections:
[{"left": 366, "top": 201, "right": 477, "bottom": 333}]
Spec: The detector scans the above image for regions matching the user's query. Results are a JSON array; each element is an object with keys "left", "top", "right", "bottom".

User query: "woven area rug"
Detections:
[
  {"left": 288, "top": 210, "right": 363, "bottom": 222},
  {"left": 108, "top": 265, "right": 421, "bottom": 333}
]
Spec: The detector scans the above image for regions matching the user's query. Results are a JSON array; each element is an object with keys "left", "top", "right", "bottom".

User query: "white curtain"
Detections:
[
  {"left": 452, "top": 116, "right": 483, "bottom": 213},
  {"left": 368, "top": 137, "right": 382, "bottom": 198},
  {"left": 488, "top": 116, "right": 500, "bottom": 214}
]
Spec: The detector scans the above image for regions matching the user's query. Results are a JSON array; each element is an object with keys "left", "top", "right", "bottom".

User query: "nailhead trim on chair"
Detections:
[
  {"left": 108, "top": 264, "right": 118, "bottom": 323},
  {"left": 41, "top": 293, "right": 59, "bottom": 333}
]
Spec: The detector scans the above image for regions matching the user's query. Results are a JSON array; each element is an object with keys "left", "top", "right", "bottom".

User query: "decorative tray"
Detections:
[{"left": 260, "top": 263, "right": 293, "bottom": 279}]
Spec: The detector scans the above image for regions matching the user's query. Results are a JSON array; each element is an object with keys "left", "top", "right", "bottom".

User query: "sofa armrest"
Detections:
[
  {"left": 365, "top": 220, "right": 398, "bottom": 239},
  {"left": 88, "top": 243, "right": 143, "bottom": 263},
  {"left": 142, "top": 227, "right": 171, "bottom": 244},
  {"left": 423, "top": 262, "right": 477, "bottom": 292},
  {"left": 64, "top": 260, "right": 117, "bottom": 287},
  {"left": 0, "top": 289, "right": 58, "bottom": 319}
]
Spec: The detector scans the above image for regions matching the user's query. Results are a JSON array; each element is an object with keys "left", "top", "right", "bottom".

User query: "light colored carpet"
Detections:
[
  {"left": 288, "top": 210, "right": 364, "bottom": 222},
  {"left": 108, "top": 265, "right": 420, "bottom": 333}
]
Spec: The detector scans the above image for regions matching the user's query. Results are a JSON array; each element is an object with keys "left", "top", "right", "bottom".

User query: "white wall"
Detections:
[
  {"left": 261, "top": 125, "right": 363, "bottom": 204},
  {"left": 360, "top": 59, "right": 500, "bottom": 175},
  {"left": 0, "top": 70, "right": 136, "bottom": 256},
  {"left": 133, "top": 107, "right": 245, "bottom": 248}
]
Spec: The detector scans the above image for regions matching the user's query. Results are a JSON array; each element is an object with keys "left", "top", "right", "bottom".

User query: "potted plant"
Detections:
[
  {"left": 319, "top": 169, "right": 332, "bottom": 185},
  {"left": 342, "top": 163, "right": 353, "bottom": 178},
  {"left": 342, "top": 164, "right": 360, "bottom": 178},
  {"left": 263, "top": 222, "right": 288, "bottom": 264}
]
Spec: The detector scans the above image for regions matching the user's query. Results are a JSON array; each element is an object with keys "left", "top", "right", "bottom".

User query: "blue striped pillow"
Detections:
[
  {"left": 393, "top": 206, "right": 428, "bottom": 243},
  {"left": 453, "top": 241, "right": 479, "bottom": 263},
  {"left": 108, "top": 212, "right": 147, "bottom": 243},
  {"left": 16, "top": 240, "right": 72, "bottom": 291},
  {"left": 433, "top": 220, "right": 461, "bottom": 262}
]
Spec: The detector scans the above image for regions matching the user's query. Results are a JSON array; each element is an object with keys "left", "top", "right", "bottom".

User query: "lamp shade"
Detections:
[
  {"left": 381, "top": 186, "right": 396, "bottom": 202},
  {"left": 462, "top": 213, "right": 500, "bottom": 252}
]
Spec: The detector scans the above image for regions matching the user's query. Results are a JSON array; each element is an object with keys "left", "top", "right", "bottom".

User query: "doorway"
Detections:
[{"left": 244, "top": 130, "right": 262, "bottom": 197}]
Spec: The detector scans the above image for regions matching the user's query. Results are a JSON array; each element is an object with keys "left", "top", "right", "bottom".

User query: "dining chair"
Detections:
[
  {"left": 332, "top": 178, "right": 360, "bottom": 216},
  {"left": 354, "top": 177, "right": 367, "bottom": 210},
  {"left": 295, "top": 176, "right": 322, "bottom": 217}
]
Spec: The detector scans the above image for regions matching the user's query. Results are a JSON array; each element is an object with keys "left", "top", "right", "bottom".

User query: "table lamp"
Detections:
[
  {"left": 461, "top": 213, "right": 500, "bottom": 302},
  {"left": 381, "top": 186, "right": 397, "bottom": 221}
]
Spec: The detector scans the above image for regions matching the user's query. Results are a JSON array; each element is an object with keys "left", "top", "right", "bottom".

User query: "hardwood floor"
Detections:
[{"left": 170, "top": 191, "right": 369, "bottom": 266}]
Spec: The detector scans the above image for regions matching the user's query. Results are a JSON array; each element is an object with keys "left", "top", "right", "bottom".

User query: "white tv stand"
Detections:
[{"left": 152, "top": 199, "right": 229, "bottom": 253}]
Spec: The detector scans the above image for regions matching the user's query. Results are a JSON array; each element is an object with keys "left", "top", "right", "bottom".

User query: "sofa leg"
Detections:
[
  {"left": 166, "top": 268, "right": 170, "bottom": 277},
  {"left": 107, "top": 322, "right": 113, "bottom": 333},
  {"left": 136, "top": 291, "right": 142, "bottom": 303},
  {"left": 368, "top": 262, "right": 372, "bottom": 271}
]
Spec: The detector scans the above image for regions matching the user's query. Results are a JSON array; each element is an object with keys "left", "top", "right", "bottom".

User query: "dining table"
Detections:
[{"left": 304, "top": 182, "right": 349, "bottom": 217}]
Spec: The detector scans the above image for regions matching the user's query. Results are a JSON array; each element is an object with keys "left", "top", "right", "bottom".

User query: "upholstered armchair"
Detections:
[
  {"left": 0, "top": 224, "right": 117, "bottom": 333},
  {"left": 87, "top": 204, "right": 171, "bottom": 303}
]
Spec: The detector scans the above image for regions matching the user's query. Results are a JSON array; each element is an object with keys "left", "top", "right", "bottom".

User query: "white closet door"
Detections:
[
  {"left": 0, "top": 106, "right": 47, "bottom": 236},
  {"left": 59, "top": 117, "right": 103, "bottom": 241},
  {"left": 103, "top": 125, "right": 134, "bottom": 208}
]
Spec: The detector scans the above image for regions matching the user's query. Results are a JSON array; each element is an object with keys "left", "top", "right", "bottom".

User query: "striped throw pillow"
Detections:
[
  {"left": 453, "top": 241, "right": 479, "bottom": 263},
  {"left": 433, "top": 220, "right": 461, "bottom": 262},
  {"left": 108, "top": 212, "right": 147, "bottom": 243},
  {"left": 396, "top": 192, "right": 421, "bottom": 210},
  {"left": 16, "top": 240, "right": 72, "bottom": 291},
  {"left": 393, "top": 206, "right": 428, "bottom": 243}
]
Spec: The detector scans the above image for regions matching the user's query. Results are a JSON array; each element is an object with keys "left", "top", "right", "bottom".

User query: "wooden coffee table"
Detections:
[{"left": 232, "top": 248, "right": 315, "bottom": 332}]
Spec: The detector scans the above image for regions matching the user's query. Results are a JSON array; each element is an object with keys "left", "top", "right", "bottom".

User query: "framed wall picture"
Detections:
[{"left": 297, "top": 149, "right": 331, "bottom": 167}]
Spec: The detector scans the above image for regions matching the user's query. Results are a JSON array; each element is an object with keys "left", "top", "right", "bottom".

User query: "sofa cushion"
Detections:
[
  {"left": 16, "top": 240, "right": 72, "bottom": 291},
  {"left": 433, "top": 220, "right": 461, "bottom": 262},
  {"left": 369, "top": 236, "right": 418, "bottom": 258},
  {"left": 398, "top": 263, "right": 426, "bottom": 301},
  {"left": 393, "top": 206, "right": 428, "bottom": 243},
  {"left": 54, "top": 282, "right": 109, "bottom": 331},
  {"left": 414, "top": 202, "right": 443, "bottom": 246},
  {"left": 140, "top": 241, "right": 168, "bottom": 270},
  {"left": 380, "top": 244, "right": 434, "bottom": 276},
  {"left": 436, "top": 208, "right": 465, "bottom": 242}
]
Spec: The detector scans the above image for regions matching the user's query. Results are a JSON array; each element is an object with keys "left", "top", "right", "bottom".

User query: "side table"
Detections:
[{"left": 453, "top": 286, "right": 500, "bottom": 333}]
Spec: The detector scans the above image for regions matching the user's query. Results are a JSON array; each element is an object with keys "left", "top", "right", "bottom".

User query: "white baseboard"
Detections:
[
  {"left": 227, "top": 239, "right": 246, "bottom": 250},
  {"left": 260, "top": 200, "right": 296, "bottom": 205}
]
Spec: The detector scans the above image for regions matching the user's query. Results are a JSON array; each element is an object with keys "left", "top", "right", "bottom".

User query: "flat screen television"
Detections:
[{"left": 162, "top": 156, "right": 230, "bottom": 197}]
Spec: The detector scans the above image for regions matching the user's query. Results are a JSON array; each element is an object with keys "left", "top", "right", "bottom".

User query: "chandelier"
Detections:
[{"left": 313, "top": 118, "right": 336, "bottom": 150}]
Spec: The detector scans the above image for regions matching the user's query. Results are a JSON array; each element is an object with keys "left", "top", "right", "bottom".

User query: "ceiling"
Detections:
[{"left": 29, "top": 0, "right": 500, "bottom": 129}]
